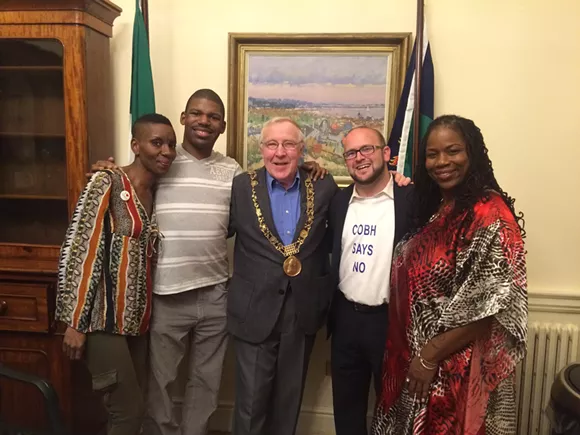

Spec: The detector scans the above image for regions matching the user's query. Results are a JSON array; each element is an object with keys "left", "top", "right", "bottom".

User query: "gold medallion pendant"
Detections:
[
  {"left": 283, "top": 255, "right": 302, "bottom": 277},
  {"left": 247, "top": 171, "right": 313, "bottom": 279}
]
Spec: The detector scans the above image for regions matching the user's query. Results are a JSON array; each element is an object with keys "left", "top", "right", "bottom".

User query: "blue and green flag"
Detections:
[{"left": 387, "top": 29, "right": 434, "bottom": 177}]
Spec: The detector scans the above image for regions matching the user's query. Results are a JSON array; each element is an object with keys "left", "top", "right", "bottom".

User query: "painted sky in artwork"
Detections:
[{"left": 247, "top": 54, "right": 389, "bottom": 105}]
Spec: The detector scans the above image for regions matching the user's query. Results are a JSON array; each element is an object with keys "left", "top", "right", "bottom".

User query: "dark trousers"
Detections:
[
  {"left": 331, "top": 291, "right": 388, "bottom": 435},
  {"left": 85, "top": 332, "right": 148, "bottom": 435},
  {"left": 232, "top": 288, "right": 315, "bottom": 435}
]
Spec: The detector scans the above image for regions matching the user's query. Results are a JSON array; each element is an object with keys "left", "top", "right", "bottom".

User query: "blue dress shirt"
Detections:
[{"left": 266, "top": 171, "right": 301, "bottom": 245}]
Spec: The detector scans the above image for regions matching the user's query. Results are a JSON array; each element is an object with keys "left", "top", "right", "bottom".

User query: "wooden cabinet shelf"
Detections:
[
  {"left": 0, "top": 132, "right": 66, "bottom": 138},
  {"left": 0, "top": 66, "right": 63, "bottom": 71},
  {"left": 0, "top": 2, "right": 121, "bottom": 433},
  {"left": 0, "top": 194, "right": 67, "bottom": 200},
  {"left": 0, "top": 64, "right": 65, "bottom": 137}
]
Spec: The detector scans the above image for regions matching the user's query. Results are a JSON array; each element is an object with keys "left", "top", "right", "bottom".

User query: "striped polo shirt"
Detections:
[{"left": 153, "top": 145, "right": 243, "bottom": 295}]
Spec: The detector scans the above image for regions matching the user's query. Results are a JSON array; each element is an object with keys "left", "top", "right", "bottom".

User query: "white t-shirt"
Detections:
[{"left": 338, "top": 177, "right": 395, "bottom": 306}]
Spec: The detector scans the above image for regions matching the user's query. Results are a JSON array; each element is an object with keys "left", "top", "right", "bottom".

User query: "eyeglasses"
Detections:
[
  {"left": 343, "top": 145, "right": 384, "bottom": 160},
  {"left": 262, "top": 141, "right": 301, "bottom": 150}
]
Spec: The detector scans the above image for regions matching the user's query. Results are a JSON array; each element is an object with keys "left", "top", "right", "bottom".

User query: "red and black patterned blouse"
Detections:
[
  {"left": 372, "top": 192, "right": 527, "bottom": 435},
  {"left": 56, "top": 170, "right": 159, "bottom": 336}
]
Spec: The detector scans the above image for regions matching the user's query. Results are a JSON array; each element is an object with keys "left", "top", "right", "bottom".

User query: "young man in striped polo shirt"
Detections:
[{"left": 146, "top": 89, "right": 240, "bottom": 435}]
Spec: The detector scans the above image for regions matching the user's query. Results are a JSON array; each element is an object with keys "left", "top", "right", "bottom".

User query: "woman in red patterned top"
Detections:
[{"left": 372, "top": 115, "right": 527, "bottom": 435}]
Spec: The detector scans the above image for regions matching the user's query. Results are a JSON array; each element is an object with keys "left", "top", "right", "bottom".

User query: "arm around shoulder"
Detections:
[
  {"left": 316, "top": 173, "right": 339, "bottom": 198},
  {"left": 228, "top": 171, "right": 247, "bottom": 238}
]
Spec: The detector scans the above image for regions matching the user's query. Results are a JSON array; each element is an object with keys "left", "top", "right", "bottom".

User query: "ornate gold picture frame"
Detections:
[{"left": 227, "top": 33, "right": 411, "bottom": 186}]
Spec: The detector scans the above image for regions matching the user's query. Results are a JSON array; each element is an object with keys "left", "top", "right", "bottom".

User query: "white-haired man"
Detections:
[{"left": 227, "top": 117, "right": 338, "bottom": 435}]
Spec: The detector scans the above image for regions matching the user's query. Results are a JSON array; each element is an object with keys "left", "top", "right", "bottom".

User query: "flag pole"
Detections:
[
  {"left": 412, "top": 0, "right": 425, "bottom": 177},
  {"left": 141, "top": 0, "right": 149, "bottom": 40}
]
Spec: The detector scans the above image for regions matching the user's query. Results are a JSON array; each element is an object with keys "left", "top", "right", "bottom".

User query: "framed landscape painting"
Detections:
[{"left": 227, "top": 33, "right": 411, "bottom": 186}]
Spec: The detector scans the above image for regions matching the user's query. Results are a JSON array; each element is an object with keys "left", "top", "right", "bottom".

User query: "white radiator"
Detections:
[{"left": 516, "top": 322, "right": 580, "bottom": 435}]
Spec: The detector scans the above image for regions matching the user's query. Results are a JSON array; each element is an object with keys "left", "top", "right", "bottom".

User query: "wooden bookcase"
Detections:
[{"left": 0, "top": 1, "right": 121, "bottom": 433}]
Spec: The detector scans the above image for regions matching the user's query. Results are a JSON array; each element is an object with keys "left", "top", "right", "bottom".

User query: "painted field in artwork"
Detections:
[{"left": 246, "top": 54, "right": 389, "bottom": 177}]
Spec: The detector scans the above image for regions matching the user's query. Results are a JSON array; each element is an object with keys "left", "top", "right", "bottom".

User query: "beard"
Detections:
[{"left": 351, "top": 163, "right": 386, "bottom": 185}]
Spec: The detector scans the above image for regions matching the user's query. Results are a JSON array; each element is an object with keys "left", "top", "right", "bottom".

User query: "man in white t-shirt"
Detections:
[{"left": 328, "top": 127, "right": 414, "bottom": 435}]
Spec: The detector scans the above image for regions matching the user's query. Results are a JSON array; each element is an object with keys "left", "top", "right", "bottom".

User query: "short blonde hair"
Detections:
[{"left": 259, "top": 117, "right": 305, "bottom": 144}]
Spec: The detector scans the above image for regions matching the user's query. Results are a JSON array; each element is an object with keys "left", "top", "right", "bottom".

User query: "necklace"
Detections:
[{"left": 248, "top": 171, "right": 314, "bottom": 276}]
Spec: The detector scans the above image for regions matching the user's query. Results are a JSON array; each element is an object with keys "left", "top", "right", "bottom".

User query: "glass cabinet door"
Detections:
[{"left": 0, "top": 39, "right": 68, "bottom": 246}]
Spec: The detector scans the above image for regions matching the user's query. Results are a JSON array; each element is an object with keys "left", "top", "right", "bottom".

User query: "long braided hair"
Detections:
[{"left": 412, "top": 115, "right": 526, "bottom": 237}]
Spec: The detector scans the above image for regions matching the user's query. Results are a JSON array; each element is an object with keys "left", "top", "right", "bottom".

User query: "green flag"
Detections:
[{"left": 130, "top": 0, "right": 155, "bottom": 125}]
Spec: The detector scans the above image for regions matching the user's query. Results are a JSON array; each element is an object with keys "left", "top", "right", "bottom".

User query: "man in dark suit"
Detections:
[
  {"left": 228, "top": 117, "right": 339, "bottom": 435},
  {"left": 328, "top": 126, "right": 414, "bottom": 435}
]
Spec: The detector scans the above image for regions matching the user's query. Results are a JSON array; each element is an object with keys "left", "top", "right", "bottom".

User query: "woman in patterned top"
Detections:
[
  {"left": 56, "top": 113, "right": 177, "bottom": 435},
  {"left": 372, "top": 115, "right": 527, "bottom": 435}
]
